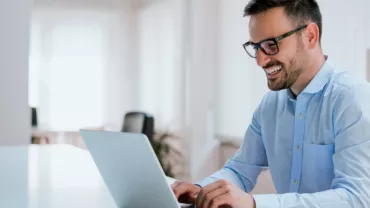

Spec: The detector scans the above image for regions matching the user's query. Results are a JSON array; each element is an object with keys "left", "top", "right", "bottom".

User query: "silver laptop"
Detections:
[{"left": 79, "top": 129, "right": 192, "bottom": 208}]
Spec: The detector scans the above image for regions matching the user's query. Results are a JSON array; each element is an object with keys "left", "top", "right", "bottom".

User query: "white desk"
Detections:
[{"left": 0, "top": 144, "right": 181, "bottom": 208}]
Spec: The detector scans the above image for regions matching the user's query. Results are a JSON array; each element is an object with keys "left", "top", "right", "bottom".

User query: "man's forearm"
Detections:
[{"left": 195, "top": 166, "right": 254, "bottom": 192}]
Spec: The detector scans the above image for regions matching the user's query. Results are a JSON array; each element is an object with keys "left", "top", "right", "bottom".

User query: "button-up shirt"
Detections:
[{"left": 196, "top": 60, "right": 370, "bottom": 207}]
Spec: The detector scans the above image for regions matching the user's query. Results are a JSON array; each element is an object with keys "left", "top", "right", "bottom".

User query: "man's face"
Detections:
[{"left": 248, "top": 7, "right": 306, "bottom": 91}]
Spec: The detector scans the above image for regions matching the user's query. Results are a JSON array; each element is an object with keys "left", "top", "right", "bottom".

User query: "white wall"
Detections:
[
  {"left": 0, "top": 0, "right": 31, "bottom": 145},
  {"left": 104, "top": 2, "right": 139, "bottom": 129},
  {"left": 215, "top": 0, "right": 269, "bottom": 139},
  {"left": 367, "top": 0, "right": 370, "bottom": 50},
  {"left": 134, "top": 0, "right": 222, "bottom": 181},
  {"left": 34, "top": 0, "right": 128, "bottom": 8},
  {"left": 137, "top": 0, "right": 186, "bottom": 130},
  {"left": 134, "top": 0, "right": 196, "bottom": 180},
  {"left": 0, "top": 1, "right": 30, "bottom": 207},
  {"left": 319, "top": 0, "right": 366, "bottom": 75},
  {"left": 186, "top": 0, "right": 221, "bottom": 181},
  {"left": 365, "top": 0, "right": 370, "bottom": 82}
]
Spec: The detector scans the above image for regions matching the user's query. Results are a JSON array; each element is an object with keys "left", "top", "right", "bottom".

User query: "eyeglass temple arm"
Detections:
[{"left": 276, "top": 25, "right": 307, "bottom": 42}]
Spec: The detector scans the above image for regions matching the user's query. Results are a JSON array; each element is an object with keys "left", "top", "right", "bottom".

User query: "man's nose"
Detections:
[{"left": 256, "top": 49, "right": 271, "bottom": 68}]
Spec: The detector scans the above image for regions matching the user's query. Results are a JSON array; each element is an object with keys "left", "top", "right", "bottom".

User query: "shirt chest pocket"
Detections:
[{"left": 301, "top": 143, "right": 335, "bottom": 193}]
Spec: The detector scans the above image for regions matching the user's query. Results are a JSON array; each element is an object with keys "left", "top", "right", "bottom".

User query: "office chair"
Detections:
[
  {"left": 31, "top": 107, "right": 38, "bottom": 127},
  {"left": 31, "top": 107, "right": 38, "bottom": 143},
  {"left": 121, "top": 112, "right": 155, "bottom": 142}
]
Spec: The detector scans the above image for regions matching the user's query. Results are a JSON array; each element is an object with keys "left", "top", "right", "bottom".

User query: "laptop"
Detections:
[{"left": 79, "top": 129, "right": 193, "bottom": 208}]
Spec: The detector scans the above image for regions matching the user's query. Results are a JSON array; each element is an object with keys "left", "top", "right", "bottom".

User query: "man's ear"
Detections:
[{"left": 305, "top": 23, "right": 320, "bottom": 49}]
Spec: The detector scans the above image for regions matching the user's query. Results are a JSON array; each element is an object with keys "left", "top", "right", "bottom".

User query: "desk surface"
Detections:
[{"left": 0, "top": 144, "right": 181, "bottom": 208}]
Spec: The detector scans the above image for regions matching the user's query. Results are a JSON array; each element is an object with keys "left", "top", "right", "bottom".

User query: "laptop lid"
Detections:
[{"left": 79, "top": 130, "right": 181, "bottom": 208}]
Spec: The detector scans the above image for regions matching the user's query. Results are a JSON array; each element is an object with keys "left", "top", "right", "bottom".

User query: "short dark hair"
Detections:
[{"left": 244, "top": 0, "right": 322, "bottom": 42}]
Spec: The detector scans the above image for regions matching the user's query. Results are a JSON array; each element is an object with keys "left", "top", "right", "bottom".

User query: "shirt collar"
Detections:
[
  {"left": 301, "top": 58, "right": 334, "bottom": 94},
  {"left": 286, "top": 87, "right": 295, "bottom": 100},
  {"left": 286, "top": 56, "right": 334, "bottom": 99}
]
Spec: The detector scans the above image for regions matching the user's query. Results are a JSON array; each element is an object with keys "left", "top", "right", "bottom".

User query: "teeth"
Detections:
[{"left": 266, "top": 65, "right": 282, "bottom": 74}]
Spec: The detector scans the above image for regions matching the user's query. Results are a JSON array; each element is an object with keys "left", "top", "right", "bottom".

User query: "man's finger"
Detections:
[
  {"left": 199, "top": 186, "right": 229, "bottom": 208},
  {"left": 172, "top": 182, "right": 190, "bottom": 199},
  {"left": 209, "top": 194, "right": 231, "bottom": 208},
  {"left": 171, "top": 181, "right": 182, "bottom": 189},
  {"left": 202, "top": 179, "right": 229, "bottom": 195},
  {"left": 196, "top": 180, "right": 229, "bottom": 207}
]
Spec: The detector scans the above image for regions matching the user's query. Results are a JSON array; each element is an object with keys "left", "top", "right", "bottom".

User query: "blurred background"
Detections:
[{"left": 1, "top": 0, "right": 370, "bottom": 195}]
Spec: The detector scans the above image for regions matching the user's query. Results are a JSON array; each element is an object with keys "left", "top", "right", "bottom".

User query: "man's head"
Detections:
[{"left": 243, "top": 0, "right": 323, "bottom": 92}]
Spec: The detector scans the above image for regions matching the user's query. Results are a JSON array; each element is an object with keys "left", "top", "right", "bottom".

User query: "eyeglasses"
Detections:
[{"left": 243, "top": 25, "right": 308, "bottom": 58}]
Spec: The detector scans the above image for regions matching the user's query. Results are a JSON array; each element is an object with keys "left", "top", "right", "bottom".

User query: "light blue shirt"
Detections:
[{"left": 196, "top": 60, "right": 370, "bottom": 207}]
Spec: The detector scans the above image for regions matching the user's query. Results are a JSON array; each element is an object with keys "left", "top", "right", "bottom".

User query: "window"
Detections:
[
  {"left": 48, "top": 25, "right": 105, "bottom": 130},
  {"left": 29, "top": 9, "right": 109, "bottom": 131}
]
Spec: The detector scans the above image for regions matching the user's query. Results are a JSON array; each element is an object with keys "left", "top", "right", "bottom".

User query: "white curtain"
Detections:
[
  {"left": 29, "top": 2, "right": 187, "bottom": 132},
  {"left": 29, "top": 8, "right": 118, "bottom": 131},
  {"left": 136, "top": 0, "right": 187, "bottom": 131}
]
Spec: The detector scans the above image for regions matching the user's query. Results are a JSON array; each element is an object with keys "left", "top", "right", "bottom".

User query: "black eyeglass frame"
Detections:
[{"left": 243, "top": 25, "right": 308, "bottom": 58}]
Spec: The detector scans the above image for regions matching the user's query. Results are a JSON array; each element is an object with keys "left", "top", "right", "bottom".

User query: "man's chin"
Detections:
[
  {"left": 268, "top": 87, "right": 283, "bottom": 91},
  {"left": 267, "top": 80, "right": 285, "bottom": 91}
]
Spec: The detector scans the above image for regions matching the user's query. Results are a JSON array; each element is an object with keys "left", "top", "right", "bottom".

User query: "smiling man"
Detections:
[{"left": 171, "top": 0, "right": 370, "bottom": 208}]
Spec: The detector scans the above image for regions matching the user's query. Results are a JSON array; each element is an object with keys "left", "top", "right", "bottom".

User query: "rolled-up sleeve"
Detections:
[
  {"left": 253, "top": 85, "right": 370, "bottom": 208},
  {"left": 195, "top": 104, "right": 268, "bottom": 193}
]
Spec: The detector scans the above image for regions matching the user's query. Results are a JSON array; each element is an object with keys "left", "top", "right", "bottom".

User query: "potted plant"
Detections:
[{"left": 150, "top": 130, "right": 188, "bottom": 179}]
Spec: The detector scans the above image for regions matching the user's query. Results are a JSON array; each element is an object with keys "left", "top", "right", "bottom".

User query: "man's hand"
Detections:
[
  {"left": 171, "top": 181, "right": 201, "bottom": 204},
  {"left": 196, "top": 179, "right": 255, "bottom": 208}
]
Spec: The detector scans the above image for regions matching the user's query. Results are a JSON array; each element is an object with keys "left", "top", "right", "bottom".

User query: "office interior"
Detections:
[{"left": 1, "top": 0, "right": 370, "bottom": 206}]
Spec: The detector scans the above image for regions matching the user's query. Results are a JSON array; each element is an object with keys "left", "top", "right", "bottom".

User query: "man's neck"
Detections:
[{"left": 290, "top": 54, "right": 326, "bottom": 96}]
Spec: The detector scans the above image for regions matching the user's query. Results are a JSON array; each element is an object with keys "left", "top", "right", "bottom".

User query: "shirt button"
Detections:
[
  {"left": 298, "top": 113, "right": 303, "bottom": 119},
  {"left": 296, "top": 146, "right": 301, "bottom": 151},
  {"left": 293, "top": 179, "right": 298, "bottom": 184}
]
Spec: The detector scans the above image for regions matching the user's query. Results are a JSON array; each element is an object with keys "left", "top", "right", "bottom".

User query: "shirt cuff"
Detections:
[
  {"left": 194, "top": 177, "right": 220, "bottom": 188},
  {"left": 253, "top": 194, "right": 279, "bottom": 208}
]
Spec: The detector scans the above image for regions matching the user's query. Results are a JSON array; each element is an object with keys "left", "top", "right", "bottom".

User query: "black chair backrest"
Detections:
[
  {"left": 122, "top": 112, "right": 154, "bottom": 141},
  {"left": 31, "top": 107, "right": 38, "bottom": 127}
]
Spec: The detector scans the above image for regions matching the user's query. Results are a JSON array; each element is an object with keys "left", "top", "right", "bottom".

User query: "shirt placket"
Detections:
[{"left": 289, "top": 96, "right": 307, "bottom": 192}]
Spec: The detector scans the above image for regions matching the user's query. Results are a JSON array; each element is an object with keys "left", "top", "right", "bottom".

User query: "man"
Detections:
[{"left": 171, "top": 0, "right": 370, "bottom": 207}]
